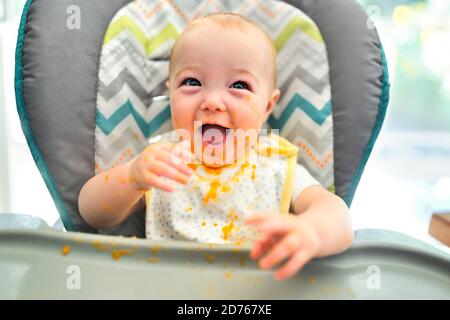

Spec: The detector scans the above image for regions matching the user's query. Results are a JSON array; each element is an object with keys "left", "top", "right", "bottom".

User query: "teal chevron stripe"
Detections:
[
  {"left": 147, "top": 105, "right": 172, "bottom": 137},
  {"left": 268, "top": 93, "right": 332, "bottom": 129},
  {"left": 96, "top": 100, "right": 171, "bottom": 137}
]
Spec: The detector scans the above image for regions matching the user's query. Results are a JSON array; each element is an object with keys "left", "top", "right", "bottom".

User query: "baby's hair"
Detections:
[{"left": 168, "top": 12, "right": 277, "bottom": 88}]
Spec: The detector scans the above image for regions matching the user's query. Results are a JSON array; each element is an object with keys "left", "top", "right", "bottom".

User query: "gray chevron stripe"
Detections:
[
  {"left": 298, "top": 156, "right": 333, "bottom": 181},
  {"left": 282, "top": 121, "right": 332, "bottom": 154},
  {"left": 278, "top": 65, "right": 330, "bottom": 96},
  {"left": 278, "top": 44, "right": 324, "bottom": 71},
  {"left": 290, "top": 134, "right": 332, "bottom": 161},
  {"left": 168, "top": 0, "right": 207, "bottom": 15},
  {"left": 101, "top": 38, "right": 147, "bottom": 72},
  {"left": 98, "top": 67, "right": 166, "bottom": 102},
  {"left": 96, "top": 127, "right": 148, "bottom": 164},
  {"left": 148, "top": 80, "right": 169, "bottom": 100},
  {"left": 298, "top": 159, "right": 334, "bottom": 188},
  {"left": 96, "top": 119, "right": 173, "bottom": 166},
  {"left": 128, "top": 6, "right": 185, "bottom": 35},
  {"left": 242, "top": 6, "right": 294, "bottom": 34},
  {"left": 102, "top": 48, "right": 168, "bottom": 86},
  {"left": 99, "top": 76, "right": 150, "bottom": 105},
  {"left": 148, "top": 120, "right": 173, "bottom": 139},
  {"left": 277, "top": 29, "right": 326, "bottom": 65}
]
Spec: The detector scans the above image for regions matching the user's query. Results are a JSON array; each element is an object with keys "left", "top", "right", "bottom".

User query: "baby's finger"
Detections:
[
  {"left": 259, "top": 233, "right": 302, "bottom": 270},
  {"left": 244, "top": 212, "right": 276, "bottom": 225},
  {"left": 155, "top": 149, "right": 194, "bottom": 176},
  {"left": 172, "top": 146, "right": 195, "bottom": 164},
  {"left": 144, "top": 172, "right": 176, "bottom": 192},
  {"left": 149, "top": 159, "right": 190, "bottom": 185},
  {"left": 274, "top": 249, "right": 313, "bottom": 281},
  {"left": 178, "top": 139, "right": 192, "bottom": 150},
  {"left": 255, "top": 218, "right": 293, "bottom": 235},
  {"left": 250, "top": 233, "right": 279, "bottom": 260}
]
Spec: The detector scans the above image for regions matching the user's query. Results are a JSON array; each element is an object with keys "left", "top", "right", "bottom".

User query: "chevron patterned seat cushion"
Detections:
[{"left": 96, "top": 0, "right": 334, "bottom": 190}]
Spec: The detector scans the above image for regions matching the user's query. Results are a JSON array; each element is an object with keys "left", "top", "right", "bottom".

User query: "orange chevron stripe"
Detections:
[
  {"left": 166, "top": 0, "right": 189, "bottom": 23},
  {"left": 192, "top": 0, "right": 211, "bottom": 20},
  {"left": 196, "top": 0, "right": 223, "bottom": 19},
  {"left": 134, "top": 0, "right": 164, "bottom": 19},
  {"left": 255, "top": 0, "right": 283, "bottom": 18},
  {"left": 297, "top": 141, "right": 333, "bottom": 169},
  {"left": 238, "top": 0, "right": 252, "bottom": 14},
  {"left": 209, "top": 0, "right": 223, "bottom": 13}
]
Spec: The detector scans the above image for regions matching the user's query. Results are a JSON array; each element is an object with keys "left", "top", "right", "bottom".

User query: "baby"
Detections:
[{"left": 79, "top": 13, "right": 353, "bottom": 280}]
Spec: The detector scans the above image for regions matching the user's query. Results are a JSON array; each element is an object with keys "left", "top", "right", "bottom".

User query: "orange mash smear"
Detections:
[
  {"left": 231, "top": 161, "right": 249, "bottom": 182},
  {"left": 150, "top": 245, "right": 161, "bottom": 255},
  {"left": 222, "top": 209, "right": 241, "bottom": 241},
  {"left": 251, "top": 164, "right": 256, "bottom": 180},
  {"left": 61, "top": 245, "right": 71, "bottom": 256},
  {"left": 204, "top": 166, "right": 223, "bottom": 175},
  {"left": 188, "top": 163, "right": 201, "bottom": 171},
  {"left": 231, "top": 209, "right": 239, "bottom": 221},
  {"left": 111, "top": 249, "right": 133, "bottom": 261},
  {"left": 222, "top": 222, "right": 235, "bottom": 241},
  {"left": 203, "top": 253, "right": 216, "bottom": 264},
  {"left": 308, "top": 276, "right": 317, "bottom": 284},
  {"left": 92, "top": 240, "right": 107, "bottom": 252},
  {"left": 203, "top": 180, "right": 221, "bottom": 204},
  {"left": 197, "top": 161, "right": 251, "bottom": 204},
  {"left": 147, "top": 257, "right": 160, "bottom": 264}
]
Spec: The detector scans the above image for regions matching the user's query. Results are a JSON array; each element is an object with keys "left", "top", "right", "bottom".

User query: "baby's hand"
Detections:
[
  {"left": 128, "top": 140, "right": 194, "bottom": 192},
  {"left": 244, "top": 213, "right": 321, "bottom": 280}
]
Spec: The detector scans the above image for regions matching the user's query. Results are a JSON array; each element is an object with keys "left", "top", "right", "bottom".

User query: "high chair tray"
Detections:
[{"left": 0, "top": 228, "right": 448, "bottom": 299}]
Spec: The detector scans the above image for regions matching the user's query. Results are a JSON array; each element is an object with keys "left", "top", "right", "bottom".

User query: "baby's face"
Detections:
[{"left": 168, "top": 23, "right": 279, "bottom": 167}]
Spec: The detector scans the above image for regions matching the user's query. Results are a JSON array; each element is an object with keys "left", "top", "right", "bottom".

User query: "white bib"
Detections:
[{"left": 145, "top": 133, "right": 298, "bottom": 244}]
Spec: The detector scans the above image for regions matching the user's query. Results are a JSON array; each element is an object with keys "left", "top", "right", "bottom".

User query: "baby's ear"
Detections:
[
  {"left": 265, "top": 89, "right": 280, "bottom": 115},
  {"left": 165, "top": 80, "right": 170, "bottom": 89}
]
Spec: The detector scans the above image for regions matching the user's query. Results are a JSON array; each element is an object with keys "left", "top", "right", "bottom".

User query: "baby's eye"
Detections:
[
  {"left": 181, "top": 78, "right": 201, "bottom": 87},
  {"left": 230, "top": 81, "right": 249, "bottom": 90}
]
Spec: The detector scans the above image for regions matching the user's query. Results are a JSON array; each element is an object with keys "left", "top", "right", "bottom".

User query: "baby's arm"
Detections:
[
  {"left": 78, "top": 141, "right": 194, "bottom": 229},
  {"left": 245, "top": 185, "right": 353, "bottom": 280},
  {"left": 291, "top": 185, "right": 353, "bottom": 257}
]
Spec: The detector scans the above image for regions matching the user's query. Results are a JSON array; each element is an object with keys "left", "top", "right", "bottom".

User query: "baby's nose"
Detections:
[{"left": 200, "top": 94, "right": 226, "bottom": 112}]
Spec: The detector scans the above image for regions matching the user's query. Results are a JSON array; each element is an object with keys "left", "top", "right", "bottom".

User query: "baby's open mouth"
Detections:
[{"left": 200, "top": 124, "right": 231, "bottom": 146}]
